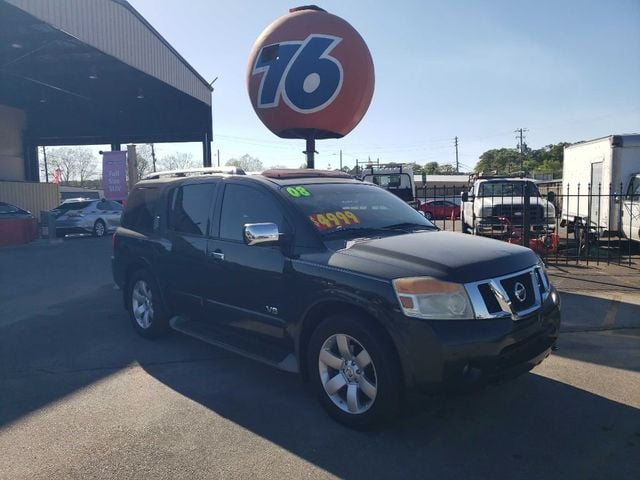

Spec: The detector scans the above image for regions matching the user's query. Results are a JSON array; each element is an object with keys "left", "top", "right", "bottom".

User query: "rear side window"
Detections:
[
  {"left": 122, "top": 187, "right": 160, "bottom": 234},
  {"left": 219, "top": 184, "right": 285, "bottom": 241},
  {"left": 168, "top": 183, "right": 216, "bottom": 236}
]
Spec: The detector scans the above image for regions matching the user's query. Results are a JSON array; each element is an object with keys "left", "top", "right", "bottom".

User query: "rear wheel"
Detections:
[
  {"left": 127, "top": 270, "right": 170, "bottom": 338},
  {"left": 307, "top": 313, "right": 402, "bottom": 429},
  {"left": 461, "top": 212, "right": 470, "bottom": 234},
  {"left": 93, "top": 219, "right": 106, "bottom": 237}
]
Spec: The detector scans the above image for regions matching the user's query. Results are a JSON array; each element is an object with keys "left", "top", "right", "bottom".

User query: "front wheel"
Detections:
[
  {"left": 307, "top": 313, "right": 402, "bottom": 429},
  {"left": 424, "top": 211, "right": 434, "bottom": 221}
]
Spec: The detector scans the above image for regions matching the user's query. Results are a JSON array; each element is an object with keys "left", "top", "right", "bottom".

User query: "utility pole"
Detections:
[
  {"left": 454, "top": 136, "right": 459, "bottom": 173},
  {"left": 217, "top": 149, "right": 220, "bottom": 167},
  {"left": 339, "top": 149, "right": 342, "bottom": 170},
  {"left": 515, "top": 128, "right": 528, "bottom": 177},
  {"left": 42, "top": 146, "right": 49, "bottom": 182}
]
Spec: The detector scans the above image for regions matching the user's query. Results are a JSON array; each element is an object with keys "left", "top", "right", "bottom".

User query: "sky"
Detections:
[{"left": 128, "top": 0, "right": 640, "bottom": 171}]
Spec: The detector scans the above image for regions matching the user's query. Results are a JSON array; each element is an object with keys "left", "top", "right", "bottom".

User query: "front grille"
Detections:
[
  {"left": 492, "top": 205, "right": 544, "bottom": 223},
  {"left": 500, "top": 272, "right": 536, "bottom": 311},
  {"left": 478, "top": 283, "right": 502, "bottom": 314},
  {"left": 466, "top": 266, "right": 545, "bottom": 320}
]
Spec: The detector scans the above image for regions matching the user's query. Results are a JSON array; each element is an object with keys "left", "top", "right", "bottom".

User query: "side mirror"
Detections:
[
  {"left": 547, "top": 191, "right": 556, "bottom": 204},
  {"left": 461, "top": 192, "right": 469, "bottom": 202},
  {"left": 244, "top": 223, "right": 280, "bottom": 246}
]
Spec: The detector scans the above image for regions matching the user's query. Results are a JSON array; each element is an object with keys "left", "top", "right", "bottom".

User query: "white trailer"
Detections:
[{"left": 562, "top": 134, "right": 640, "bottom": 242}]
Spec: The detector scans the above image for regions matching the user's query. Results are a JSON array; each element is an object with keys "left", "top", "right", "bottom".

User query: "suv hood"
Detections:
[{"left": 330, "top": 231, "right": 539, "bottom": 284}]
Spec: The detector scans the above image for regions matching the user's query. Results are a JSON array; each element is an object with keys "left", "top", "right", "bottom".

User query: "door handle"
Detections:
[{"left": 209, "top": 251, "right": 225, "bottom": 261}]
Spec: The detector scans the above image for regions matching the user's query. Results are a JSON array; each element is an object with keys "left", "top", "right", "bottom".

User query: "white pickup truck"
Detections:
[{"left": 461, "top": 177, "right": 556, "bottom": 237}]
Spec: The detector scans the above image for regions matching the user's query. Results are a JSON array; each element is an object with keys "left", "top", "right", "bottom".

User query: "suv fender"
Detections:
[{"left": 296, "top": 297, "right": 409, "bottom": 387}]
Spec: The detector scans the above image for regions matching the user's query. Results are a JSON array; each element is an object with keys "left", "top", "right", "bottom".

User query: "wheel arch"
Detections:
[
  {"left": 297, "top": 299, "right": 405, "bottom": 385},
  {"left": 122, "top": 260, "right": 168, "bottom": 313}
]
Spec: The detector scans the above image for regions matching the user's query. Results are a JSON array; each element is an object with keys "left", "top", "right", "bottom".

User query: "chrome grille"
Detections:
[{"left": 465, "top": 266, "right": 549, "bottom": 320}]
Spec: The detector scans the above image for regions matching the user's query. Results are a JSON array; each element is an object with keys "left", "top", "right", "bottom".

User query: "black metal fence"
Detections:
[{"left": 415, "top": 183, "right": 639, "bottom": 267}]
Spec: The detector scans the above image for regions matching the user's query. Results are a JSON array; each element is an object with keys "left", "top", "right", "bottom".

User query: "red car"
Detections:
[{"left": 419, "top": 199, "right": 460, "bottom": 220}]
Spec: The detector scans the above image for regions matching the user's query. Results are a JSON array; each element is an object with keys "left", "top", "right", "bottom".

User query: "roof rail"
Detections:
[
  {"left": 261, "top": 169, "right": 352, "bottom": 179},
  {"left": 143, "top": 166, "right": 246, "bottom": 180}
]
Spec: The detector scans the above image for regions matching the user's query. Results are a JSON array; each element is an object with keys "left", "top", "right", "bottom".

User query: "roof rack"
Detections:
[
  {"left": 360, "top": 163, "right": 412, "bottom": 174},
  {"left": 143, "top": 166, "right": 246, "bottom": 180},
  {"left": 469, "top": 172, "right": 530, "bottom": 182},
  {"left": 261, "top": 169, "right": 352, "bottom": 179}
]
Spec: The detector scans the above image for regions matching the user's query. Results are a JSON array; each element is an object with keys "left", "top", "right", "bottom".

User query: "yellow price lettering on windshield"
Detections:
[
  {"left": 309, "top": 210, "right": 361, "bottom": 231},
  {"left": 286, "top": 186, "right": 311, "bottom": 198}
]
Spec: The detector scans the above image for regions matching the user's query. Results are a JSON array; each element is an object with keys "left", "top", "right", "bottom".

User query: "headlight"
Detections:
[
  {"left": 544, "top": 204, "right": 556, "bottom": 221},
  {"left": 393, "top": 277, "right": 474, "bottom": 320}
]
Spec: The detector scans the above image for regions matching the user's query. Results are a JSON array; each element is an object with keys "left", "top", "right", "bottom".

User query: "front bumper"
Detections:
[
  {"left": 476, "top": 217, "right": 556, "bottom": 238},
  {"left": 395, "top": 287, "right": 561, "bottom": 391}
]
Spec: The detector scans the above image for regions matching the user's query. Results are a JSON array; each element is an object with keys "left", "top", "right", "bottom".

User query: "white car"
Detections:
[{"left": 51, "top": 198, "right": 123, "bottom": 237}]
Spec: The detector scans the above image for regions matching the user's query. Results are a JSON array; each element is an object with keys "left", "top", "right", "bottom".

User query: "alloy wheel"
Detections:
[
  {"left": 318, "top": 333, "right": 378, "bottom": 414},
  {"left": 131, "top": 280, "right": 154, "bottom": 329}
]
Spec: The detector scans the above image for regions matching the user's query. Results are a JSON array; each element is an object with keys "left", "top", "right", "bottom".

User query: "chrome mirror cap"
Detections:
[{"left": 244, "top": 223, "right": 280, "bottom": 246}]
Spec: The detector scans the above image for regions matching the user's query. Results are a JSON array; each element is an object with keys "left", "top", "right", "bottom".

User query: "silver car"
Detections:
[{"left": 52, "top": 198, "right": 123, "bottom": 237}]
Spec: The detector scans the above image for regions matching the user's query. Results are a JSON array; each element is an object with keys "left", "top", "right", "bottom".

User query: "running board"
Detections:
[{"left": 169, "top": 316, "right": 299, "bottom": 373}]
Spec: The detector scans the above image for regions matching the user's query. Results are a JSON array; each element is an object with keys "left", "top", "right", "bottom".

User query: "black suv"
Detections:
[{"left": 112, "top": 168, "right": 561, "bottom": 428}]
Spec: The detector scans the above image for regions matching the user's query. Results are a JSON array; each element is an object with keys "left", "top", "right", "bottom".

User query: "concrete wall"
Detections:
[{"left": 0, "top": 104, "right": 26, "bottom": 181}]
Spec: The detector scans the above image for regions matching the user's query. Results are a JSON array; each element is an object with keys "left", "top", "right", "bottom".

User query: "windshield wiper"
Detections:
[
  {"left": 382, "top": 222, "right": 438, "bottom": 232},
  {"left": 323, "top": 226, "right": 392, "bottom": 238}
]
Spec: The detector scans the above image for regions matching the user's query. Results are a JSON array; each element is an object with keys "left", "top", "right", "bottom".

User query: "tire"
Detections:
[
  {"left": 424, "top": 211, "right": 434, "bottom": 221},
  {"left": 307, "top": 313, "right": 402, "bottom": 429},
  {"left": 127, "top": 270, "right": 170, "bottom": 338},
  {"left": 93, "top": 219, "right": 106, "bottom": 237},
  {"left": 461, "top": 212, "right": 470, "bottom": 234}
]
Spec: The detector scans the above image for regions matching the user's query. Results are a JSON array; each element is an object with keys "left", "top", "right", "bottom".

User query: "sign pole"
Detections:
[{"left": 304, "top": 137, "right": 316, "bottom": 169}]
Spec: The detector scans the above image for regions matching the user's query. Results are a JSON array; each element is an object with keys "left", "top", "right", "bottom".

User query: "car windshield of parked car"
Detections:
[
  {"left": 284, "top": 183, "right": 435, "bottom": 236},
  {"left": 0, "top": 202, "right": 20, "bottom": 214},
  {"left": 56, "top": 201, "right": 94, "bottom": 211},
  {"left": 478, "top": 181, "right": 540, "bottom": 197}
]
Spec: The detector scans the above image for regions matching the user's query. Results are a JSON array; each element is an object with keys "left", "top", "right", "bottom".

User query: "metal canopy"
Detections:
[{"left": 0, "top": 0, "right": 212, "bottom": 148}]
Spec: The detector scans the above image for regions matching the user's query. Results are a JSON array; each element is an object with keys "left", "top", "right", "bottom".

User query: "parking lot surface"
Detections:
[{"left": 1, "top": 238, "right": 639, "bottom": 479}]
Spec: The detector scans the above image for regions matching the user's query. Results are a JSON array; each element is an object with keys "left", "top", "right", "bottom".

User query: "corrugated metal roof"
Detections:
[{"left": 5, "top": 0, "right": 212, "bottom": 106}]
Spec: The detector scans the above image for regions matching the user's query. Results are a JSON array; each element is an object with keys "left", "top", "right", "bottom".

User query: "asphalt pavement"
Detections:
[{"left": 1, "top": 237, "right": 639, "bottom": 480}]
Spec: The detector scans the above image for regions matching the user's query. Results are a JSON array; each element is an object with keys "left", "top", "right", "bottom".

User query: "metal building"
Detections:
[{"left": 0, "top": 0, "right": 213, "bottom": 183}]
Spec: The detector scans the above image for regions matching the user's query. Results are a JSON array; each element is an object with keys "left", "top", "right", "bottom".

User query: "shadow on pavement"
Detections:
[
  {"left": 2, "top": 283, "right": 639, "bottom": 479},
  {"left": 141, "top": 355, "right": 640, "bottom": 479}
]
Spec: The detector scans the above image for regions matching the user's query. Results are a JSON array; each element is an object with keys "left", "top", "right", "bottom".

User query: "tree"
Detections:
[
  {"left": 157, "top": 152, "right": 198, "bottom": 171},
  {"left": 44, "top": 146, "right": 98, "bottom": 186},
  {"left": 423, "top": 162, "right": 439, "bottom": 175},
  {"left": 437, "top": 164, "right": 456, "bottom": 174},
  {"left": 474, "top": 143, "right": 568, "bottom": 178},
  {"left": 226, "top": 154, "right": 264, "bottom": 172},
  {"left": 134, "top": 144, "right": 154, "bottom": 178}
]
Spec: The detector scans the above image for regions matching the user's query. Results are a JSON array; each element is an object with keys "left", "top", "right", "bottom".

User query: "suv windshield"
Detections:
[
  {"left": 283, "top": 183, "right": 434, "bottom": 236},
  {"left": 478, "top": 181, "right": 540, "bottom": 197}
]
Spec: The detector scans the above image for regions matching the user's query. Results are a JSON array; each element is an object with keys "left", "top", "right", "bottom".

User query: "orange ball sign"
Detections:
[{"left": 247, "top": 6, "right": 375, "bottom": 139}]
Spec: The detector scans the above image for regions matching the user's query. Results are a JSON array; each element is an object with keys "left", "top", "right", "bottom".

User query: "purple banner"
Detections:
[{"left": 102, "top": 151, "right": 128, "bottom": 200}]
